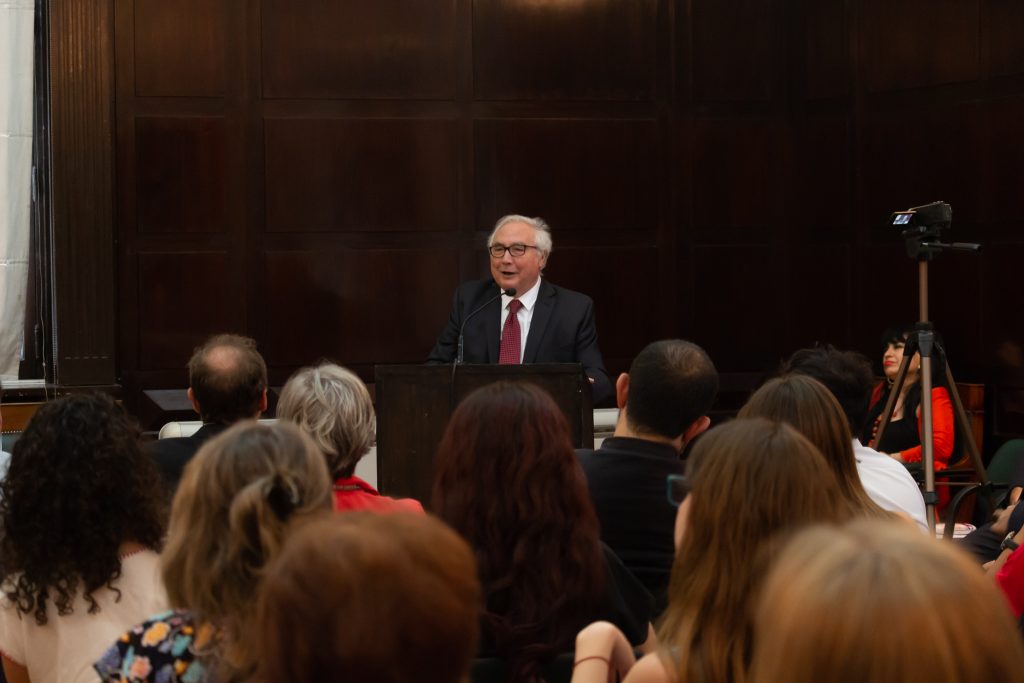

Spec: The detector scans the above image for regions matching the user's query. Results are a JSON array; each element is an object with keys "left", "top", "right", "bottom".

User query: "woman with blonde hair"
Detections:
[
  {"left": 572, "top": 418, "right": 849, "bottom": 683},
  {"left": 94, "top": 421, "right": 333, "bottom": 683},
  {"left": 278, "top": 362, "right": 422, "bottom": 513},
  {"left": 738, "top": 374, "right": 891, "bottom": 520},
  {"left": 750, "top": 520, "right": 1023, "bottom": 683}
]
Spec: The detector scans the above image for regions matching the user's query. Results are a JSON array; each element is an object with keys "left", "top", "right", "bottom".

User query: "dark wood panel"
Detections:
[
  {"left": 781, "top": 245, "right": 851, "bottom": 352},
  {"left": 264, "top": 118, "right": 459, "bottom": 232},
  {"left": 984, "top": 99, "right": 1024, "bottom": 229},
  {"left": 801, "top": 0, "right": 850, "bottom": 99},
  {"left": 262, "top": 249, "right": 460, "bottom": 367},
  {"left": 690, "top": 246, "right": 782, "bottom": 372},
  {"left": 983, "top": 246, "right": 1024, "bottom": 359},
  {"left": 135, "top": 116, "right": 230, "bottom": 233},
  {"left": 474, "top": 119, "right": 659, "bottom": 232},
  {"left": 51, "top": 0, "right": 117, "bottom": 385},
  {"left": 690, "top": 0, "right": 775, "bottom": 103},
  {"left": 542, "top": 247, "right": 662, "bottom": 365},
  {"left": 859, "top": 107, "right": 983, "bottom": 234},
  {"left": 473, "top": 0, "right": 658, "bottom": 101},
  {"left": 986, "top": 1, "right": 1024, "bottom": 78},
  {"left": 691, "top": 117, "right": 786, "bottom": 231},
  {"left": 788, "top": 115, "right": 851, "bottom": 238},
  {"left": 862, "top": 0, "right": 980, "bottom": 92},
  {"left": 133, "top": 0, "right": 227, "bottom": 96},
  {"left": 137, "top": 252, "right": 240, "bottom": 370},
  {"left": 260, "top": 0, "right": 458, "bottom": 99}
]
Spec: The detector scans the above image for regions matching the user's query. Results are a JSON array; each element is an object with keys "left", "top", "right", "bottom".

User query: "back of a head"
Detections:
[
  {"left": 661, "top": 418, "right": 846, "bottom": 683},
  {"left": 258, "top": 512, "right": 481, "bottom": 683},
  {"left": 751, "top": 520, "right": 1024, "bottom": 683},
  {"left": 738, "top": 375, "right": 882, "bottom": 517},
  {"left": 782, "top": 345, "right": 874, "bottom": 434},
  {"left": 162, "top": 421, "right": 332, "bottom": 649},
  {"left": 431, "top": 381, "right": 604, "bottom": 670},
  {"left": 0, "top": 393, "right": 165, "bottom": 624},
  {"left": 187, "top": 333, "right": 268, "bottom": 424},
  {"left": 277, "top": 363, "right": 375, "bottom": 478},
  {"left": 626, "top": 339, "right": 719, "bottom": 440}
]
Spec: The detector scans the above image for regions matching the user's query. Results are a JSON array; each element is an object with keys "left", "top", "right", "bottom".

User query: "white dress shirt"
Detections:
[
  {"left": 853, "top": 438, "right": 929, "bottom": 532},
  {"left": 499, "top": 278, "right": 542, "bottom": 363}
]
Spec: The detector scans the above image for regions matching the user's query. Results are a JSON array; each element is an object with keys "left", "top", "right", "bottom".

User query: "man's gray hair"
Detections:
[{"left": 488, "top": 215, "right": 553, "bottom": 258}]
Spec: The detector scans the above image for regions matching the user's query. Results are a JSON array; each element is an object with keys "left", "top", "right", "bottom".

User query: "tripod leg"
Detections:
[
  {"left": 874, "top": 353, "right": 912, "bottom": 449},
  {"left": 941, "top": 362, "right": 993, "bottom": 511}
]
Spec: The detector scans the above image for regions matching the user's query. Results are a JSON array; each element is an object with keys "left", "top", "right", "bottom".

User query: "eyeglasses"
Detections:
[
  {"left": 666, "top": 474, "right": 690, "bottom": 507},
  {"left": 488, "top": 243, "right": 540, "bottom": 258}
]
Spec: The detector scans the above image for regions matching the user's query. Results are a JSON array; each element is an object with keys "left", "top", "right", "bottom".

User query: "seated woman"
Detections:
[
  {"left": 257, "top": 512, "right": 481, "bottom": 683},
  {"left": 277, "top": 363, "right": 422, "bottom": 513},
  {"left": 94, "top": 421, "right": 333, "bottom": 683},
  {"left": 861, "top": 326, "right": 955, "bottom": 470},
  {"left": 433, "top": 382, "right": 654, "bottom": 682},
  {"left": 739, "top": 374, "right": 892, "bottom": 520},
  {"left": 0, "top": 394, "right": 167, "bottom": 683},
  {"left": 750, "top": 519, "right": 1023, "bottom": 683},
  {"left": 572, "top": 419, "right": 848, "bottom": 683}
]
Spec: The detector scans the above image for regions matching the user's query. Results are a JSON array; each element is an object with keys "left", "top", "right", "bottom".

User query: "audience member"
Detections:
[
  {"left": 572, "top": 419, "right": 848, "bottom": 683},
  {"left": 577, "top": 339, "right": 718, "bottom": 613},
  {"left": 149, "top": 334, "right": 268, "bottom": 491},
  {"left": 0, "top": 394, "right": 167, "bottom": 683},
  {"left": 94, "top": 421, "right": 332, "bottom": 683},
  {"left": 750, "top": 520, "right": 1023, "bottom": 683},
  {"left": 861, "top": 326, "right": 955, "bottom": 469},
  {"left": 256, "top": 512, "right": 481, "bottom": 683},
  {"left": 277, "top": 363, "right": 422, "bottom": 513},
  {"left": 433, "top": 382, "right": 653, "bottom": 682},
  {"left": 738, "top": 374, "right": 892, "bottom": 521},
  {"left": 782, "top": 345, "right": 928, "bottom": 531}
]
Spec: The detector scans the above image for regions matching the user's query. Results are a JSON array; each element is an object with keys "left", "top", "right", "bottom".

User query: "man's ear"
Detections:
[
  {"left": 187, "top": 388, "right": 202, "bottom": 417},
  {"left": 258, "top": 388, "right": 269, "bottom": 414},
  {"left": 682, "top": 416, "right": 711, "bottom": 444},
  {"left": 615, "top": 373, "right": 630, "bottom": 410}
]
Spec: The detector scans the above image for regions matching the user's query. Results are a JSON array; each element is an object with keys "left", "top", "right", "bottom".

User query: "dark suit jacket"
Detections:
[
  {"left": 577, "top": 436, "right": 684, "bottom": 615},
  {"left": 427, "top": 279, "right": 612, "bottom": 404},
  {"left": 148, "top": 422, "right": 228, "bottom": 493}
]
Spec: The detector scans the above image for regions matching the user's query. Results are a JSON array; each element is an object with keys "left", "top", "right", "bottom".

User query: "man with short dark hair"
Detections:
[
  {"left": 783, "top": 345, "right": 928, "bottom": 531},
  {"left": 150, "top": 334, "right": 268, "bottom": 491},
  {"left": 577, "top": 339, "right": 719, "bottom": 613}
]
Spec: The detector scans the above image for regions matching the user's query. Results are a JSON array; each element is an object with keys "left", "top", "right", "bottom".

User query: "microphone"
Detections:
[{"left": 456, "top": 287, "right": 516, "bottom": 364}]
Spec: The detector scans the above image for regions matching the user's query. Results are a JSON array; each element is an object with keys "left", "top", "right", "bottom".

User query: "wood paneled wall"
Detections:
[{"left": 73, "top": 0, "right": 1024, "bottom": 419}]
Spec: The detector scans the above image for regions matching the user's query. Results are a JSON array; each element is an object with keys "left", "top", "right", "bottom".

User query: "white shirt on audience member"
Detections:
[{"left": 853, "top": 438, "right": 929, "bottom": 532}]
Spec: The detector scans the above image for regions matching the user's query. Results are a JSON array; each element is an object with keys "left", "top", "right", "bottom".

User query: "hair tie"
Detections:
[{"left": 264, "top": 473, "right": 301, "bottom": 521}]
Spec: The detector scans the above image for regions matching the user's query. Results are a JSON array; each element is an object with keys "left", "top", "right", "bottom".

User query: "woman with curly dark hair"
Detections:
[
  {"left": 433, "top": 382, "right": 653, "bottom": 682},
  {"left": 0, "top": 394, "right": 168, "bottom": 683}
]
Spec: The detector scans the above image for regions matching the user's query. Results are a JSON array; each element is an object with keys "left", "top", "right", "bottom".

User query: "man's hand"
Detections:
[{"left": 992, "top": 503, "right": 1018, "bottom": 537}]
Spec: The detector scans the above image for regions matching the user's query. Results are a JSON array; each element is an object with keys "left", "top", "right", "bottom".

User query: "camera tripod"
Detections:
[{"left": 874, "top": 203, "right": 984, "bottom": 534}]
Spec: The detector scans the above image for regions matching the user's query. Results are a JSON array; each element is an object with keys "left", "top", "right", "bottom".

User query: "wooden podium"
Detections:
[{"left": 374, "top": 363, "right": 594, "bottom": 507}]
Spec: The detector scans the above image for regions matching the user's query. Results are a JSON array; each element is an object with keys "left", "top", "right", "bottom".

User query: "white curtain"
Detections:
[{"left": 0, "top": 0, "right": 34, "bottom": 380}]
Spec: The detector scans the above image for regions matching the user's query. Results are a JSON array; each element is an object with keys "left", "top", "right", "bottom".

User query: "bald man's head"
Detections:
[{"left": 187, "top": 334, "right": 268, "bottom": 424}]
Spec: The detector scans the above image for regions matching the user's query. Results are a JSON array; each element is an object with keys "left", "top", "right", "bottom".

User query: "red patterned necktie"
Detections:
[{"left": 498, "top": 299, "right": 524, "bottom": 365}]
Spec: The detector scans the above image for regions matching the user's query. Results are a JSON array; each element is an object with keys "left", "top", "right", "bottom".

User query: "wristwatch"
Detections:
[{"left": 1000, "top": 531, "right": 1020, "bottom": 553}]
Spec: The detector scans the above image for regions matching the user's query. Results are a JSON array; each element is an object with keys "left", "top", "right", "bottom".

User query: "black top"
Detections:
[
  {"left": 147, "top": 422, "right": 228, "bottom": 494},
  {"left": 577, "top": 436, "right": 684, "bottom": 615}
]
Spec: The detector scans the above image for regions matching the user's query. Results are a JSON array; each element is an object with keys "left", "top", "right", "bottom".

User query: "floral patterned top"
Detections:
[{"left": 93, "top": 609, "right": 212, "bottom": 683}]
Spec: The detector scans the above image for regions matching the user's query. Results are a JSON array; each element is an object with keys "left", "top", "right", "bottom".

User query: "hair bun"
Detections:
[{"left": 264, "top": 473, "right": 301, "bottom": 521}]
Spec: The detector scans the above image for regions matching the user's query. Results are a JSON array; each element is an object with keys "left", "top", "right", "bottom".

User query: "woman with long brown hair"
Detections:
[
  {"left": 738, "top": 374, "right": 891, "bottom": 520},
  {"left": 572, "top": 418, "right": 849, "bottom": 683},
  {"left": 94, "top": 421, "right": 333, "bottom": 683},
  {"left": 433, "top": 382, "right": 653, "bottom": 682}
]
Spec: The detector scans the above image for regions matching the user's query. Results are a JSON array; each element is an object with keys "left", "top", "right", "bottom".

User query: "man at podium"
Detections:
[{"left": 427, "top": 215, "right": 612, "bottom": 405}]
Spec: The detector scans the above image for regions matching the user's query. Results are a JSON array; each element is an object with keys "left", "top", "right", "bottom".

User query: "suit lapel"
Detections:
[
  {"left": 523, "top": 280, "right": 555, "bottom": 363},
  {"left": 482, "top": 292, "right": 502, "bottom": 363}
]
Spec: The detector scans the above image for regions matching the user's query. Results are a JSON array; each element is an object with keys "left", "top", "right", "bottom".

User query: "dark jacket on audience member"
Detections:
[
  {"left": 148, "top": 422, "right": 227, "bottom": 493},
  {"left": 577, "top": 436, "right": 684, "bottom": 615}
]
